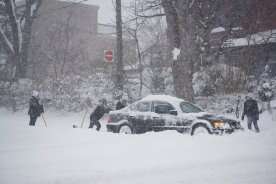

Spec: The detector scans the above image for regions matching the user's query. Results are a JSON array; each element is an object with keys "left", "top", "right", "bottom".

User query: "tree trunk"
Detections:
[
  {"left": 115, "top": 0, "right": 124, "bottom": 98},
  {"left": 20, "top": 0, "right": 33, "bottom": 78},
  {"left": 162, "top": 0, "right": 195, "bottom": 101},
  {"left": 1, "top": 0, "right": 42, "bottom": 80}
]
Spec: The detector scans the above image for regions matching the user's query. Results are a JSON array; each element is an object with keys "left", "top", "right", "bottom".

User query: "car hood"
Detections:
[{"left": 196, "top": 113, "right": 238, "bottom": 123}]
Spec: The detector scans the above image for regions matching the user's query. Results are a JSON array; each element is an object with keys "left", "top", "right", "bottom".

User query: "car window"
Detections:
[
  {"left": 136, "top": 102, "right": 151, "bottom": 112},
  {"left": 153, "top": 101, "right": 175, "bottom": 114},
  {"left": 180, "top": 102, "right": 202, "bottom": 113}
]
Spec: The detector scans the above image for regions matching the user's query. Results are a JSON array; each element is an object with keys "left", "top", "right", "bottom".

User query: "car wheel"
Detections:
[
  {"left": 191, "top": 123, "right": 211, "bottom": 136},
  {"left": 118, "top": 124, "right": 133, "bottom": 134}
]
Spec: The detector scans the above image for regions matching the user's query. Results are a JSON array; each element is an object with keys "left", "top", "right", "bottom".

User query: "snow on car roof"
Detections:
[
  {"left": 111, "top": 95, "right": 187, "bottom": 114},
  {"left": 140, "top": 94, "right": 186, "bottom": 103}
]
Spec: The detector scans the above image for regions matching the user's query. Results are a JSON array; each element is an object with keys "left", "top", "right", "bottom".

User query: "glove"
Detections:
[{"left": 259, "top": 109, "right": 263, "bottom": 114}]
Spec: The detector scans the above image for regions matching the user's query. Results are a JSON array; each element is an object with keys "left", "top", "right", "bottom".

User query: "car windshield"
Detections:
[{"left": 180, "top": 102, "right": 203, "bottom": 113}]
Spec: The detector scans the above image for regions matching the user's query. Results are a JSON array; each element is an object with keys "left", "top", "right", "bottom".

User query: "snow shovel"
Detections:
[
  {"left": 73, "top": 109, "right": 89, "bottom": 128},
  {"left": 41, "top": 114, "right": 47, "bottom": 128}
]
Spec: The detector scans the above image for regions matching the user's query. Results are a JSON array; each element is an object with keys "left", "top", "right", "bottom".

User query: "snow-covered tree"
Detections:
[{"left": 258, "top": 65, "right": 274, "bottom": 114}]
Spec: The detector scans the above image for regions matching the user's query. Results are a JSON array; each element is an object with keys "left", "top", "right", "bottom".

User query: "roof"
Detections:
[
  {"left": 58, "top": 0, "right": 99, "bottom": 9},
  {"left": 97, "top": 23, "right": 135, "bottom": 40},
  {"left": 141, "top": 94, "right": 185, "bottom": 103},
  {"left": 211, "top": 27, "right": 243, "bottom": 34},
  {"left": 223, "top": 29, "right": 276, "bottom": 48},
  {"left": 211, "top": 27, "right": 226, "bottom": 34}
]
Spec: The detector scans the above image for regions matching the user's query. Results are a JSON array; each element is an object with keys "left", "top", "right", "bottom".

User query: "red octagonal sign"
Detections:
[{"left": 104, "top": 50, "right": 113, "bottom": 63}]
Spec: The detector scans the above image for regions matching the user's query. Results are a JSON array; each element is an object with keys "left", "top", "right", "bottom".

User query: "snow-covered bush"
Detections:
[
  {"left": 195, "top": 94, "right": 245, "bottom": 114},
  {"left": 258, "top": 82, "right": 274, "bottom": 102},
  {"left": 0, "top": 70, "right": 148, "bottom": 112},
  {"left": 0, "top": 79, "right": 33, "bottom": 111},
  {"left": 271, "top": 78, "right": 276, "bottom": 93},
  {"left": 257, "top": 65, "right": 275, "bottom": 102},
  {"left": 37, "top": 73, "right": 115, "bottom": 112},
  {"left": 193, "top": 69, "right": 215, "bottom": 96}
]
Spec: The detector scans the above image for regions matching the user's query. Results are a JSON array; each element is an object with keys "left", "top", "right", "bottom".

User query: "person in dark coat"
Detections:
[
  {"left": 28, "top": 91, "right": 44, "bottom": 126},
  {"left": 116, "top": 99, "right": 127, "bottom": 110},
  {"left": 89, "top": 98, "right": 111, "bottom": 131},
  {"left": 242, "top": 95, "right": 260, "bottom": 132}
]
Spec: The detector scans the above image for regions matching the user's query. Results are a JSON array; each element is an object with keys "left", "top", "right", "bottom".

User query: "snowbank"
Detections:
[{"left": 0, "top": 108, "right": 276, "bottom": 184}]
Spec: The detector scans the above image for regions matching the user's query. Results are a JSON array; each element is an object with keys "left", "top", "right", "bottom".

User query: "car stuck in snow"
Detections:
[{"left": 106, "top": 95, "right": 242, "bottom": 135}]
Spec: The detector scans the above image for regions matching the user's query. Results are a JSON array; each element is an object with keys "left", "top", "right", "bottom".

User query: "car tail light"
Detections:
[{"left": 107, "top": 115, "right": 112, "bottom": 123}]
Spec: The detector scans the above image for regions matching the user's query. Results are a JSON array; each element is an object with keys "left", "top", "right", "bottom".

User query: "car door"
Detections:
[
  {"left": 129, "top": 101, "right": 152, "bottom": 133},
  {"left": 152, "top": 101, "right": 178, "bottom": 130},
  {"left": 179, "top": 102, "right": 203, "bottom": 126}
]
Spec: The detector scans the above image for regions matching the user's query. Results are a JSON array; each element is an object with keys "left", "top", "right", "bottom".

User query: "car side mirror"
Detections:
[{"left": 169, "top": 110, "right": 178, "bottom": 116}]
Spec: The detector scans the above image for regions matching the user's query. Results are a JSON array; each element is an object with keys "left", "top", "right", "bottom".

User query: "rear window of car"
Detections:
[
  {"left": 135, "top": 102, "right": 151, "bottom": 112},
  {"left": 180, "top": 102, "right": 202, "bottom": 113}
]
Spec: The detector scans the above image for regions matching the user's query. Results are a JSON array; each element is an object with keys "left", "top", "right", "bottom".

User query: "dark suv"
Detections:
[{"left": 106, "top": 95, "right": 242, "bottom": 135}]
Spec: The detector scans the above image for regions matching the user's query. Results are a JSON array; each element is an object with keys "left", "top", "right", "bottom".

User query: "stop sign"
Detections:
[{"left": 104, "top": 50, "right": 113, "bottom": 63}]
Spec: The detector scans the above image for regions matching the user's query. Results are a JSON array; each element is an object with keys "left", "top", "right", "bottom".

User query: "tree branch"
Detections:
[{"left": 0, "top": 26, "right": 15, "bottom": 54}]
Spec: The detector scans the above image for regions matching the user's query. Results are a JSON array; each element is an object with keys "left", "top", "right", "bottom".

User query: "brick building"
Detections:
[{"left": 29, "top": 0, "right": 135, "bottom": 79}]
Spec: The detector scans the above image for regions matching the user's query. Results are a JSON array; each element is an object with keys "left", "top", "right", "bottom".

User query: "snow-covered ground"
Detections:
[{"left": 0, "top": 108, "right": 276, "bottom": 184}]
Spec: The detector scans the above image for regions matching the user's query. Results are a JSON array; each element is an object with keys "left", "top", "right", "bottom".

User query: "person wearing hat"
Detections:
[
  {"left": 116, "top": 99, "right": 127, "bottom": 110},
  {"left": 242, "top": 94, "right": 260, "bottom": 132},
  {"left": 28, "top": 90, "right": 44, "bottom": 126},
  {"left": 89, "top": 98, "right": 111, "bottom": 131}
]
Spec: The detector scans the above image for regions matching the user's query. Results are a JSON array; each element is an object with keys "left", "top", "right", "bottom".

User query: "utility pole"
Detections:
[{"left": 115, "top": 0, "right": 124, "bottom": 99}]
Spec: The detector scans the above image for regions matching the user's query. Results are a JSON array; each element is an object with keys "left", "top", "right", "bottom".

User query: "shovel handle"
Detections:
[
  {"left": 41, "top": 114, "right": 47, "bottom": 128},
  {"left": 80, "top": 109, "right": 89, "bottom": 128}
]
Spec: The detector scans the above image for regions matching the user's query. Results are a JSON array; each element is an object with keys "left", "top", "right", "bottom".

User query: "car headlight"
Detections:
[{"left": 212, "top": 121, "right": 224, "bottom": 128}]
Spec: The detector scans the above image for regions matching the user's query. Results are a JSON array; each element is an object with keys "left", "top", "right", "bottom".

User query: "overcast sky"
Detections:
[
  {"left": 81, "top": 0, "right": 116, "bottom": 24},
  {"left": 61, "top": 0, "right": 129, "bottom": 24}
]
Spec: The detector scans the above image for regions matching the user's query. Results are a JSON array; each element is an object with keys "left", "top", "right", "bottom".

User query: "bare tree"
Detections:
[
  {"left": 124, "top": 0, "right": 147, "bottom": 98},
  {"left": 0, "top": 0, "right": 42, "bottom": 80},
  {"left": 30, "top": 9, "right": 83, "bottom": 102}
]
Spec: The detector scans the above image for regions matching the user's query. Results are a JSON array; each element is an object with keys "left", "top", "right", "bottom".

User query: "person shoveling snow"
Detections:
[
  {"left": 88, "top": 98, "right": 111, "bottom": 131},
  {"left": 28, "top": 90, "right": 45, "bottom": 127},
  {"left": 242, "top": 94, "right": 260, "bottom": 133}
]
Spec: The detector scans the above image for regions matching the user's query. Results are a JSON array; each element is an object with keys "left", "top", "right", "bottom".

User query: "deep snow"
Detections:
[{"left": 0, "top": 108, "right": 276, "bottom": 184}]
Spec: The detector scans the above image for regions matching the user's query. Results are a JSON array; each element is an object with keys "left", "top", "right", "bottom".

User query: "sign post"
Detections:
[{"left": 104, "top": 50, "right": 114, "bottom": 63}]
